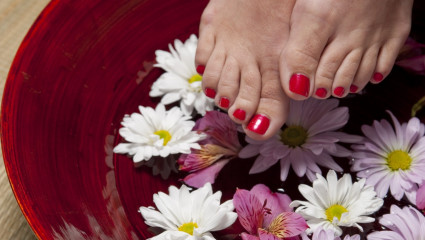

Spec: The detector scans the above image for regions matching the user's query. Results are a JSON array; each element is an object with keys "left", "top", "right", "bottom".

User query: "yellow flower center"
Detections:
[
  {"left": 188, "top": 74, "right": 202, "bottom": 84},
  {"left": 178, "top": 222, "right": 198, "bottom": 235},
  {"left": 325, "top": 204, "right": 348, "bottom": 222},
  {"left": 386, "top": 150, "right": 412, "bottom": 171},
  {"left": 280, "top": 125, "right": 308, "bottom": 147},
  {"left": 154, "top": 130, "right": 172, "bottom": 146}
]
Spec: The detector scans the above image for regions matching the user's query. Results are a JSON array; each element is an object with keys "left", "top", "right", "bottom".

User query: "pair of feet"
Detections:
[{"left": 196, "top": 0, "right": 413, "bottom": 141}]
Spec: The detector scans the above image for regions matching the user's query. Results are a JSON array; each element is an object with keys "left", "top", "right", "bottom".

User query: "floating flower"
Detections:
[
  {"left": 290, "top": 170, "right": 383, "bottom": 236},
  {"left": 239, "top": 98, "right": 362, "bottom": 181},
  {"left": 233, "top": 184, "right": 308, "bottom": 240},
  {"left": 301, "top": 228, "right": 360, "bottom": 240},
  {"left": 139, "top": 183, "right": 237, "bottom": 240},
  {"left": 149, "top": 34, "right": 214, "bottom": 116},
  {"left": 113, "top": 104, "right": 203, "bottom": 162},
  {"left": 417, "top": 183, "right": 425, "bottom": 210},
  {"left": 178, "top": 111, "right": 242, "bottom": 188},
  {"left": 396, "top": 37, "right": 425, "bottom": 76},
  {"left": 351, "top": 111, "right": 425, "bottom": 204},
  {"left": 367, "top": 205, "right": 425, "bottom": 240}
]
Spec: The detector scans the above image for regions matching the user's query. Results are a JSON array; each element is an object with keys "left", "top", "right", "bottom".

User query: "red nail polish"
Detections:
[
  {"left": 289, "top": 73, "right": 310, "bottom": 97},
  {"left": 333, "top": 87, "right": 345, "bottom": 97},
  {"left": 196, "top": 65, "right": 205, "bottom": 75},
  {"left": 247, "top": 114, "right": 270, "bottom": 135},
  {"left": 349, "top": 84, "right": 358, "bottom": 93},
  {"left": 233, "top": 109, "right": 246, "bottom": 121},
  {"left": 315, "top": 88, "right": 327, "bottom": 98},
  {"left": 219, "top": 97, "right": 230, "bottom": 108},
  {"left": 373, "top": 72, "right": 384, "bottom": 82},
  {"left": 204, "top": 88, "right": 216, "bottom": 98}
]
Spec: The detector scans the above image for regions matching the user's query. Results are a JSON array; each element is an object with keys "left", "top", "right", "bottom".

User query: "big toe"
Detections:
[{"left": 243, "top": 69, "right": 289, "bottom": 140}]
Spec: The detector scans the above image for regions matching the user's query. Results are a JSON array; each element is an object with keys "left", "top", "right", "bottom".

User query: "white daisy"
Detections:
[
  {"left": 139, "top": 183, "right": 237, "bottom": 240},
  {"left": 351, "top": 111, "right": 425, "bottom": 204},
  {"left": 113, "top": 104, "right": 203, "bottom": 162},
  {"left": 290, "top": 170, "right": 384, "bottom": 236},
  {"left": 367, "top": 205, "right": 425, "bottom": 240},
  {"left": 239, "top": 98, "right": 362, "bottom": 181},
  {"left": 149, "top": 34, "right": 214, "bottom": 116}
]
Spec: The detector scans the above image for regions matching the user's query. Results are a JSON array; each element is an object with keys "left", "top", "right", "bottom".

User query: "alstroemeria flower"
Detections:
[
  {"left": 417, "top": 183, "right": 425, "bottom": 210},
  {"left": 179, "top": 111, "right": 242, "bottom": 188},
  {"left": 233, "top": 184, "right": 308, "bottom": 240}
]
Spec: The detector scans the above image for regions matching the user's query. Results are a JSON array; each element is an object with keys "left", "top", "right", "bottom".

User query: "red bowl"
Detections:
[
  {"left": 1, "top": 1, "right": 208, "bottom": 239},
  {"left": 3, "top": 0, "right": 425, "bottom": 239}
]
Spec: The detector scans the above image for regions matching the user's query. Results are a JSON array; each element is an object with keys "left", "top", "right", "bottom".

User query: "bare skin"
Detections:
[
  {"left": 196, "top": 0, "right": 296, "bottom": 140},
  {"left": 196, "top": 0, "right": 413, "bottom": 140}
]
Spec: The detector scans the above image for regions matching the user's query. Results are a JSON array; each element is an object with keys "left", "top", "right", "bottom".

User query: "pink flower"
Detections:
[
  {"left": 178, "top": 111, "right": 242, "bottom": 188},
  {"left": 396, "top": 37, "right": 425, "bottom": 75},
  {"left": 417, "top": 183, "right": 425, "bottom": 210},
  {"left": 233, "top": 184, "right": 308, "bottom": 240}
]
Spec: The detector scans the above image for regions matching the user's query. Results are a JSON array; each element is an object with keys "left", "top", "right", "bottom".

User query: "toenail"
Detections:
[
  {"left": 373, "top": 72, "right": 384, "bottom": 82},
  {"left": 219, "top": 97, "right": 230, "bottom": 108},
  {"left": 315, "top": 88, "right": 327, "bottom": 98},
  {"left": 333, "top": 87, "right": 345, "bottom": 97},
  {"left": 247, "top": 114, "right": 270, "bottom": 135},
  {"left": 349, "top": 84, "right": 358, "bottom": 93},
  {"left": 233, "top": 109, "right": 246, "bottom": 121},
  {"left": 196, "top": 65, "right": 205, "bottom": 75},
  {"left": 289, "top": 73, "right": 310, "bottom": 97},
  {"left": 204, "top": 88, "right": 216, "bottom": 98}
]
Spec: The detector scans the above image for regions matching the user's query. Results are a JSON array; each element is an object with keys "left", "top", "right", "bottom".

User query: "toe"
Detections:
[
  {"left": 373, "top": 38, "right": 408, "bottom": 84},
  {"left": 331, "top": 48, "right": 363, "bottom": 98},
  {"left": 201, "top": 48, "right": 226, "bottom": 99},
  {"left": 195, "top": 25, "right": 215, "bottom": 74},
  {"left": 351, "top": 46, "right": 379, "bottom": 93},
  {"left": 280, "top": 5, "right": 333, "bottom": 100},
  {"left": 244, "top": 69, "right": 289, "bottom": 140},
  {"left": 313, "top": 43, "right": 350, "bottom": 99},
  {"left": 228, "top": 62, "right": 261, "bottom": 125},
  {"left": 216, "top": 56, "right": 240, "bottom": 109}
]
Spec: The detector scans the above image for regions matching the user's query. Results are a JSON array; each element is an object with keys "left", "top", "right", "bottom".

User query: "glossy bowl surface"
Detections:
[{"left": 2, "top": 0, "right": 425, "bottom": 239}]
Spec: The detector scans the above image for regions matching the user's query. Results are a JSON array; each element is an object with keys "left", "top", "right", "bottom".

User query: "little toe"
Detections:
[
  {"left": 195, "top": 26, "right": 215, "bottom": 74},
  {"left": 216, "top": 57, "right": 240, "bottom": 110},
  {"left": 331, "top": 49, "right": 363, "bottom": 98},
  {"left": 372, "top": 38, "right": 408, "bottom": 84},
  {"left": 244, "top": 70, "right": 289, "bottom": 140},
  {"left": 228, "top": 63, "right": 261, "bottom": 125},
  {"left": 280, "top": 4, "right": 333, "bottom": 100},
  {"left": 201, "top": 48, "right": 226, "bottom": 99}
]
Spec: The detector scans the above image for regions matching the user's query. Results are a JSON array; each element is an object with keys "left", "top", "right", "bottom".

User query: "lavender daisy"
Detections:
[
  {"left": 367, "top": 205, "right": 425, "bottom": 240},
  {"left": 239, "top": 98, "right": 362, "bottom": 181},
  {"left": 351, "top": 111, "right": 425, "bottom": 203}
]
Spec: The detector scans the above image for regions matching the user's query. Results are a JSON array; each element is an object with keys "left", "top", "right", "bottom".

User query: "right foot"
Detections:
[
  {"left": 196, "top": 0, "right": 295, "bottom": 140},
  {"left": 279, "top": 0, "right": 413, "bottom": 100}
]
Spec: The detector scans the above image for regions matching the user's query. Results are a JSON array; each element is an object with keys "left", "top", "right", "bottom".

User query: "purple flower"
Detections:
[
  {"left": 367, "top": 205, "right": 425, "bottom": 240},
  {"left": 178, "top": 111, "right": 242, "bottom": 188},
  {"left": 396, "top": 37, "right": 425, "bottom": 76},
  {"left": 233, "top": 184, "right": 308, "bottom": 240},
  {"left": 417, "top": 183, "right": 425, "bottom": 210}
]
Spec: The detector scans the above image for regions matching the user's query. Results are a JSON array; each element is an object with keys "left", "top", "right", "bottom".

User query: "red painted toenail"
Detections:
[
  {"left": 196, "top": 65, "right": 205, "bottom": 75},
  {"left": 315, "top": 88, "right": 327, "bottom": 98},
  {"left": 204, "top": 88, "right": 216, "bottom": 98},
  {"left": 247, "top": 114, "right": 270, "bottom": 135},
  {"left": 333, "top": 87, "right": 345, "bottom": 97},
  {"left": 219, "top": 97, "right": 230, "bottom": 108},
  {"left": 233, "top": 109, "right": 246, "bottom": 121},
  {"left": 289, "top": 73, "right": 310, "bottom": 97},
  {"left": 373, "top": 72, "right": 384, "bottom": 82},
  {"left": 349, "top": 84, "right": 358, "bottom": 93}
]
